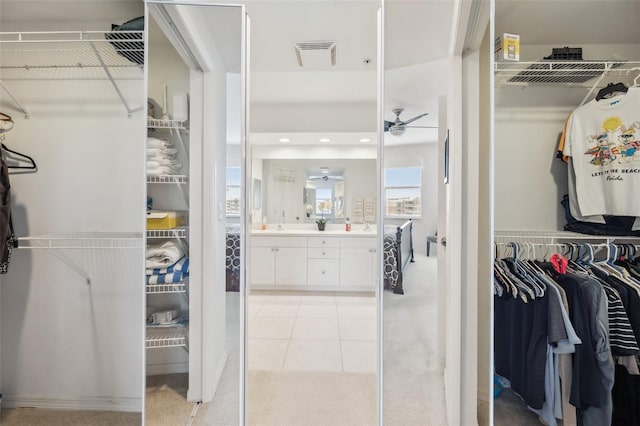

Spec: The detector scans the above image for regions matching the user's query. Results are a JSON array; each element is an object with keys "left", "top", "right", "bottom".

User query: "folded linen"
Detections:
[
  {"left": 146, "top": 270, "right": 186, "bottom": 285},
  {"left": 147, "top": 147, "right": 179, "bottom": 157},
  {"left": 146, "top": 241, "right": 185, "bottom": 268},
  {"left": 147, "top": 137, "right": 174, "bottom": 149},
  {"left": 147, "top": 256, "right": 189, "bottom": 275}
]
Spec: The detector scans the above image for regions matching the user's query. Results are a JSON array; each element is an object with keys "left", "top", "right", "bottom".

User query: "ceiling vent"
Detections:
[{"left": 294, "top": 41, "right": 336, "bottom": 68}]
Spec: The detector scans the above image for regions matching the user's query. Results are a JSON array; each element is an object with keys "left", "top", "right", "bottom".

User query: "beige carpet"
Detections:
[
  {"left": 145, "top": 373, "right": 196, "bottom": 426},
  {"left": 0, "top": 408, "right": 140, "bottom": 425},
  {"left": 247, "top": 370, "right": 376, "bottom": 426}
]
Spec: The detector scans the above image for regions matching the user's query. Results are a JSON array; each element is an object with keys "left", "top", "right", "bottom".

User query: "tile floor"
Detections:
[{"left": 247, "top": 291, "right": 377, "bottom": 374}]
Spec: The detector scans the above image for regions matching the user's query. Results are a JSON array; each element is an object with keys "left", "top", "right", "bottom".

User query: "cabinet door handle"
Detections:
[
  {"left": 322, "top": 270, "right": 325, "bottom": 274},
  {"left": 322, "top": 251, "right": 326, "bottom": 255}
]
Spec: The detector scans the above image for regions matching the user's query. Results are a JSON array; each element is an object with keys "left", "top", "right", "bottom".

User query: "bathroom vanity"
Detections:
[{"left": 249, "top": 228, "right": 378, "bottom": 291}]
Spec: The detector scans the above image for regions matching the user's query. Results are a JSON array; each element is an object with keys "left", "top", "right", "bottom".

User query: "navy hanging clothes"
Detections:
[{"left": 0, "top": 156, "right": 14, "bottom": 273}]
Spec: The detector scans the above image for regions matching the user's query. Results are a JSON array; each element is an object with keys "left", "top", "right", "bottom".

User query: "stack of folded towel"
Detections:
[
  {"left": 147, "top": 137, "right": 182, "bottom": 176},
  {"left": 146, "top": 241, "right": 189, "bottom": 284}
]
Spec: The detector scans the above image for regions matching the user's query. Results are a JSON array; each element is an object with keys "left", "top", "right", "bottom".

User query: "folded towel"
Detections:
[
  {"left": 147, "top": 256, "right": 189, "bottom": 275},
  {"left": 146, "top": 241, "right": 185, "bottom": 268},
  {"left": 146, "top": 270, "right": 186, "bottom": 285},
  {"left": 147, "top": 137, "right": 174, "bottom": 149},
  {"left": 147, "top": 147, "right": 179, "bottom": 157}
]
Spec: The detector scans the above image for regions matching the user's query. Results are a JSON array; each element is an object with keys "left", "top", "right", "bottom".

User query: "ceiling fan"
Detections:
[{"left": 384, "top": 108, "right": 435, "bottom": 136}]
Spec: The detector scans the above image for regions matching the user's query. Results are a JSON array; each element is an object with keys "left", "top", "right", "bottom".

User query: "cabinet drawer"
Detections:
[
  {"left": 252, "top": 236, "right": 307, "bottom": 248},
  {"left": 308, "top": 248, "right": 339, "bottom": 259},
  {"left": 340, "top": 237, "right": 376, "bottom": 249},
  {"left": 308, "top": 237, "right": 339, "bottom": 248},
  {"left": 308, "top": 259, "right": 339, "bottom": 285}
]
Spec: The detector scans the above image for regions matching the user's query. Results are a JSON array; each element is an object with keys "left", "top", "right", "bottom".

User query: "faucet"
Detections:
[
  {"left": 363, "top": 222, "right": 371, "bottom": 231},
  {"left": 277, "top": 220, "right": 284, "bottom": 231}
]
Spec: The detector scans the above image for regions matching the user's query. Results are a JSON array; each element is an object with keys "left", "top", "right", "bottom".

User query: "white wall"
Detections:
[
  {"left": 261, "top": 158, "right": 376, "bottom": 224},
  {"left": 384, "top": 143, "right": 438, "bottom": 255},
  {"left": 0, "top": 80, "right": 145, "bottom": 411},
  {"left": 494, "top": 43, "right": 640, "bottom": 232}
]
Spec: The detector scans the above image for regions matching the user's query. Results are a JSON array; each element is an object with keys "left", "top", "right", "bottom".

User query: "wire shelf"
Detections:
[
  {"left": 146, "top": 175, "right": 189, "bottom": 184},
  {"left": 495, "top": 61, "right": 640, "bottom": 88},
  {"left": 0, "top": 31, "right": 144, "bottom": 81},
  {"left": 146, "top": 282, "right": 187, "bottom": 294},
  {"left": 146, "top": 227, "right": 188, "bottom": 239},
  {"left": 147, "top": 118, "right": 188, "bottom": 130},
  {"left": 494, "top": 230, "right": 640, "bottom": 242},
  {"left": 17, "top": 232, "right": 143, "bottom": 249},
  {"left": 146, "top": 327, "right": 188, "bottom": 349}
]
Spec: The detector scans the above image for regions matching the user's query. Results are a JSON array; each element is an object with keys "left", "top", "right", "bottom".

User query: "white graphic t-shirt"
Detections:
[{"left": 563, "top": 87, "right": 640, "bottom": 217}]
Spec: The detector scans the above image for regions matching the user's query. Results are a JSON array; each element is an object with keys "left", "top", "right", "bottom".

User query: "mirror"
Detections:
[
  {"left": 145, "top": 3, "right": 244, "bottom": 425},
  {"left": 383, "top": 1, "right": 450, "bottom": 425},
  {"left": 245, "top": 1, "right": 380, "bottom": 424},
  {"left": 252, "top": 156, "right": 375, "bottom": 224}
]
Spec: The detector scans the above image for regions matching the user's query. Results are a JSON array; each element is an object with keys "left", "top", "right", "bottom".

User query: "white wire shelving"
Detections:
[
  {"left": 146, "top": 326, "right": 188, "bottom": 349},
  {"left": 146, "top": 175, "right": 189, "bottom": 184},
  {"left": 494, "top": 230, "right": 640, "bottom": 244},
  {"left": 0, "top": 31, "right": 144, "bottom": 117},
  {"left": 16, "top": 232, "right": 143, "bottom": 284},
  {"left": 146, "top": 282, "right": 187, "bottom": 294},
  {"left": 146, "top": 227, "right": 188, "bottom": 239},
  {"left": 147, "top": 118, "right": 188, "bottom": 131}
]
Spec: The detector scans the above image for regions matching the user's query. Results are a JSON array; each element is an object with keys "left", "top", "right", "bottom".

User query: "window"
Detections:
[
  {"left": 384, "top": 167, "right": 422, "bottom": 217},
  {"left": 226, "top": 167, "right": 241, "bottom": 216}
]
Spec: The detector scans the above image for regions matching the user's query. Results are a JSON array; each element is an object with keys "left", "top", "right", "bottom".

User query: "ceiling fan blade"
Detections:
[
  {"left": 384, "top": 120, "right": 393, "bottom": 131},
  {"left": 405, "top": 125, "right": 438, "bottom": 129},
  {"left": 401, "top": 112, "right": 429, "bottom": 125}
]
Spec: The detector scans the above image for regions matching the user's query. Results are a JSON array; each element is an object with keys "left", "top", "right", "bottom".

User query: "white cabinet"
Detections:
[
  {"left": 250, "top": 233, "right": 377, "bottom": 291},
  {"left": 251, "top": 237, "right": 307, "bottom": 287},
  {"left": 307, "top": 237, "right": 340, "bottom": 286},
  {"left": 250, "top": 246, "right": 276, "bottom": 285},
  {"left": 340, "top": 237, "right": 377, "bottom": 288}
]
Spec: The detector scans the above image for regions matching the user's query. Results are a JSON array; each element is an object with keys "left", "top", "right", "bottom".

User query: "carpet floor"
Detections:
[{"left": 0, "top": 408, "right": 141, "bottom": 425}]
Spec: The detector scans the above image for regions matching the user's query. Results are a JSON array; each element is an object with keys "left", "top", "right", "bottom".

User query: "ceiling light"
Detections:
[
  {"left": 319, "top": 137, "right": 331, "bottom": 143},
  {"left": 279, "top": 137, "right": 290, "bottom": 143},
  {"left": 360, "top": 138, "right": 371, "bottom": 143}
]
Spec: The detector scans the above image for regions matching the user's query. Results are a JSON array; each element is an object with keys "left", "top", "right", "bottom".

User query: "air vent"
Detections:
[{"left": 294, "top": 41, "right": 336, "bottom": 68}]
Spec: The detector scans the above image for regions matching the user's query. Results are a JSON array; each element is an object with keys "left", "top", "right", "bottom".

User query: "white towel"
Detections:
[
  {"left": 146, "top": 241, "right": 185, "bottom": 268},
  {"left": 147, "top": 137, "right": 173, "bottom": 149}
]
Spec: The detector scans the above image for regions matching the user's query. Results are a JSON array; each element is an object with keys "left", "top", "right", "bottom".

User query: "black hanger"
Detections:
[
  {"left": 595, "top": 82, "right": 628, "bottom": 101},
  {"left": 2, "top": 144, "right": 37, "bottom": 170}
]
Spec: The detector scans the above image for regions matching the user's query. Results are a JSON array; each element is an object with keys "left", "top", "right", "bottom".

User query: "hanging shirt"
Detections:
[{"left": 563, "top": 87, "right": 640, "bottom": 216}]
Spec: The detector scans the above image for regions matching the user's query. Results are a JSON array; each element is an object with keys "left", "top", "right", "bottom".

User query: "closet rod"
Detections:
[{"left": 0, "top": 80, "right": 29, "bottom": 118}]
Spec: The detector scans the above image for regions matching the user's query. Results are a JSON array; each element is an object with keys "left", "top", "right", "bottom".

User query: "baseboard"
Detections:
[
  {"left": 146, "top": 362, "right": 189, "bottom": 376},
  {"left": 2, "top": 394, "right": 142, "bottom": 412}
]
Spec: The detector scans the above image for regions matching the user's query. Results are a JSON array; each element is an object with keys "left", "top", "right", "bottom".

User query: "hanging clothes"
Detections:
[{"left": 0, "top": 157, "right": 13, "bottom": 273}]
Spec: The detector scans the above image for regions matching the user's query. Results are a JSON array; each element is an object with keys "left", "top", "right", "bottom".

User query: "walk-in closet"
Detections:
[
  {"left": 0, "top": 1, "right": 146, "bottom": 424},
  {"left": 492, "top": 1, "right": 640, "bottom": 425}
]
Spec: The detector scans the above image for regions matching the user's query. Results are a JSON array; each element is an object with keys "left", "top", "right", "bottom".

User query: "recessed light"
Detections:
[
  {"left": 279, "top": 137, "right": 290, "bottom": 143},
  {"left": 319, "top": 137, "right": 331, "bottom": 143},
  {"left": 360, "top": 138, "right": 371, "bottom": 143}
]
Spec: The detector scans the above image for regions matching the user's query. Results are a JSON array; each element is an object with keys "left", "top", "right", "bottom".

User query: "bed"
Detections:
[
  {"left": 226, "top": 223, "right": 241, "bottom": 291},
  {"left": 383, "top": 219, "right": 415, "bottom": 294}
]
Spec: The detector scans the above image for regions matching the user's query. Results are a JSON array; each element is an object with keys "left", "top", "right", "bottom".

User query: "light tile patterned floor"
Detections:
[{"left": 248, "top": 291, "right": 377, "bottom": 373}]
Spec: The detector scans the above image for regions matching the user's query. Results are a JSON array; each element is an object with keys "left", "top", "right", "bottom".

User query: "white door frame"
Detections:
[{"left": 444, "top": 1, "right": 489, "bottom": 425}]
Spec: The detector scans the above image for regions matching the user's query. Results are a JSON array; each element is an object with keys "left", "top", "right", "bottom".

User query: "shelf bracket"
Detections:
[
  {"left": 0, "top": 80, "right": 30, "bottom": 119},
  {"left": 580, "top": 62, "right": 613, "bottom": 106},
  {"left": 45, "top": 248, "right": 92, "bottom": 285},
  {"left": 89, "top": 41, "right": 141, "bottom": 118}
]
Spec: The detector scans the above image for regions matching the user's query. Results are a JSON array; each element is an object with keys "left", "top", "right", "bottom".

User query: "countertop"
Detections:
[{"left": 250, "top": 229, "right": 377, "bottom": 237}]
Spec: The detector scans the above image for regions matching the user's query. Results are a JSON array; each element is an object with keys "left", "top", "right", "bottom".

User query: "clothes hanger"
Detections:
[
  {"left": 595, "top": 82, "right": 628, "bottom": 101},
  {"left": 0, "top": 112, "right": 14, "bottom": 137},
  {"left": 1, "top": 144, "right": 37, "bottom": 170}
]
